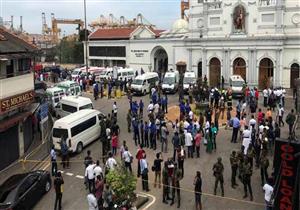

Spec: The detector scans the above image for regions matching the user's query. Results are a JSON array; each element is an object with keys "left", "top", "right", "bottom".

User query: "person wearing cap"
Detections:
[{"left": 212, "top": 157, "right": 224, "bottom": 196}]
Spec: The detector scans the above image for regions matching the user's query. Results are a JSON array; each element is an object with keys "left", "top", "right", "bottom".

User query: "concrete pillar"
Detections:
[
  {"left": 253, "top": 50, "right": 258, "bottom": 87},
  {"left": 189, "top": 49, "right": 192, "bottom": 71},
  {"left": 18, "top": 122, "right": 24, "bottom": 157},
  {"left": 173, "top": 47, "right": 176, "bottom": 70},
  {"left": 248, "top": 49, "right": 253, "bottom": 85},
  {"left": 275, "top": 49, "right": 283, "bottom": 87},
  {"left": 202, "top": 49, "right": 207, "bottom": 77}
]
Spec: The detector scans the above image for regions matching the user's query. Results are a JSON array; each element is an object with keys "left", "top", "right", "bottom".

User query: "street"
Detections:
[{"left": 32, "top": 91, "right": 293, "bottom": 210}]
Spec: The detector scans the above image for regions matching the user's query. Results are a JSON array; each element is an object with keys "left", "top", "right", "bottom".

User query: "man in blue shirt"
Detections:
[
  {"left": 144, "top": 121, "right": 149, "bottom": 148},
  {"left": 231, "top": 115, "right": 240, "bottom": 143},
  {"left": 132, "top": 118, "right": 140, "bottom": 146},
  {"left": 150, "top": 122, "right": 157, "bottom": 150}
]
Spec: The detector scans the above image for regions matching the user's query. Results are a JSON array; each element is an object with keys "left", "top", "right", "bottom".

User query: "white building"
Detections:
[{"left": 87, "top": 0, "right": 300, "bottom": 89}]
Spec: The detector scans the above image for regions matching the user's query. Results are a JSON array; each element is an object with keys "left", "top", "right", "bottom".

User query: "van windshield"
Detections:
[
  {"left": 163, "top": 77, "right": 175, "bottom": 84},
  {"left": 53, "top": 128, "right": 68, "bottom": 138},
  {"left": 72, "top": 70, "right": 80, "bottom": 75},
  {"left": 132, "top": 79, "right": 143, "bottom": 85},
  {"left": 183, "top": 77, "right": 196, "bottom": 84},
  {"left": 79, "top": 103, "right": 93, "bottom": 110},
  {"left": 232, "top": 81, "right": 245, "bottom": 87}
]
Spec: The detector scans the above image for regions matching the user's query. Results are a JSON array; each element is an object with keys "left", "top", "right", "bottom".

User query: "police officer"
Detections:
[
  {"left": 242, "top": 157, "right": 253, "bottom": 201},
  {"left": 170, "top": 163, "right": 182, "bottom": 208},
  {"left": 230, "top": 151, "right": 239, "bottom": 188},
  {"left": 212, "top": 157, "right": 224, "bottom": 196},
  {"left": 127, "top": 109, "right": 132, "bottom": 133}
]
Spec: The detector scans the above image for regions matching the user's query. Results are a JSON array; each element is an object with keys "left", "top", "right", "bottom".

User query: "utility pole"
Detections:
[{"left": 84, "top": 0, "right": 88, "bottom": 73}]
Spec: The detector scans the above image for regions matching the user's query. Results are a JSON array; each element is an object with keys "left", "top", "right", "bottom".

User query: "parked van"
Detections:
[
  {"left": 229, "top": 75, "right": 245, "bottom": 97},
  {"left": 162, "top": 71, "right": 180, "bottom": 93},
  {"left": 183, "top": 71, "right": 196, "bottom": 91},
  {"left": 46, "top": 87, "right": 65, "bottom": 108},
  {"left": 130, "top": 72, "right": 159, "bottom": 95},
  {"left": 57, "top": 80, "right": 81, "bottom": 96},
  {"left": 52, "top": 109, "right": 105, "bottom": 153},
  {"left": 54, "top": 96, "right": 93, "bottom": 118},
  {"left": 71, "top": 68, "right": 82, "bottom": 80},
  {"left": 117, "top": 68, "right": 135, "bottom": 81},
  {"left": 97, "top": 68, "right": 113, "bottom": 80}
]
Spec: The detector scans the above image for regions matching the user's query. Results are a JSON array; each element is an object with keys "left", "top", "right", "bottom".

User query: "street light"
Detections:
[{"left": 84, "top": 0, "right": 88, "bottom": 73}]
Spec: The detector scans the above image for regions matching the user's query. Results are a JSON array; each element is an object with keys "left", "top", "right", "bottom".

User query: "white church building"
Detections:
[{"left": 87, "top": 0, "right": 300, "bottom": 89}]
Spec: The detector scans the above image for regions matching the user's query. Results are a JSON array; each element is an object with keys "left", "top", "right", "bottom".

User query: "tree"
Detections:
[{"left": 106, "top": 166, "right": 137, "bottom": 207}]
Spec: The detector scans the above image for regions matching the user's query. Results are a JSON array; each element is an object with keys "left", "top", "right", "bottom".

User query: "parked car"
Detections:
[{"left": 0, "top": 170, "right": 51, "bottom": 210}]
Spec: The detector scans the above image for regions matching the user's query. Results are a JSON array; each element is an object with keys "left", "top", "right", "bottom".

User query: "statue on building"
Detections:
[{"left": 234, "top": 6, "right": 245, "bottom": 31}]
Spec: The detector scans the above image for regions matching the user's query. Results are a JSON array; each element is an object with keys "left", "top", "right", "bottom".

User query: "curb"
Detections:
[{"left": 135, "top": 195, "right": 150, "bottom": 209}]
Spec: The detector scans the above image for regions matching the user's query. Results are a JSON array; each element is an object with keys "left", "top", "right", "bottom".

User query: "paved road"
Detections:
[{"left": 33, "top": 92, "right": 293, "bottom": 210}]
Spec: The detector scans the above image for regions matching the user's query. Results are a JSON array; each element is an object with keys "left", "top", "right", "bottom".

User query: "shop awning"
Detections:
[{"left": 0, "top": 111, "right": 31, "bottom": 132}]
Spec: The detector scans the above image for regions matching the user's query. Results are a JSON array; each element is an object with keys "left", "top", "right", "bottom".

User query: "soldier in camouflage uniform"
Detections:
[
  {"left": 162, "top": 161, "right": 169, "bottom": 204},
  {"left": 246, "top": 144, "right": 255, "bottom": 169},
  {"left": 230, "top": 151, "right": 239, "bottom": 188},
  {"left": 259, "top": 151, "right": 269, "bottom": 186},
  {"left": 170, "top": 163, "right": 182, "bottom": 208},
  {"left": 212, "top": 157, "right": 224, "bottom": 196},
  {"left": 241, "top": 157, "right": 253, "bottom": 201},
  {"left": 237, "top": 146, "right": 245, "bottom": 183}
]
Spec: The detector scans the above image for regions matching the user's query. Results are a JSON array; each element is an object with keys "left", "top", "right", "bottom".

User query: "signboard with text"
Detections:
[
  {"left": 0, "top": 91, "right": 35, "bottom": 114},
  {"left": 273, "top": 139, "right": 300, "bottom": 210}
]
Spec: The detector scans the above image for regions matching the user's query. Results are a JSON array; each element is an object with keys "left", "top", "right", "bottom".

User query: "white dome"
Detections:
[{"left": 172, "top": 19, "right": 189, "bottom": 31}]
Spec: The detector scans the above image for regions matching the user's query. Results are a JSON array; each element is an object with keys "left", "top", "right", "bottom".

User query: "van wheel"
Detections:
[
  {"left": 76, "top": 142, "right": 83, "bottom": 153},
  {"left": 45, "top": 179, "right": 51, "bottom": 193},
  {"left": 143, "top": 90, "right": 146, "bottom": 95}
]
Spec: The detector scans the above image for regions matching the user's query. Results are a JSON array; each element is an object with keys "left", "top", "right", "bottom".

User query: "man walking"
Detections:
[
  {"left": 50, "top": 145, "right": 57, "bottom": 176},
  {"left": 161, "top": 122, "right": 169, "bottom": 153},
  {"left": 112, "top": 101, "right": 118, "bottom": 122},
  {"left": 194, "top": 171, "right": 202, "bottom": 210},
  {"left": 286, "top": 109, "right": 296, "bottom": 137},
  {"left": 213, "top": 157, "right": 224, "bottom": 196},
  {"left": 277, "top": 104, "right": 285, "bottom": 127},
  {"left": 85, "top": 161, "right": 96, "bottom": 193},
  {"left": 140, "top": 153, "right": 150, "bottom": 192},
  {"left": 54, "top": 171, "right": 64, "bottom": 210}
]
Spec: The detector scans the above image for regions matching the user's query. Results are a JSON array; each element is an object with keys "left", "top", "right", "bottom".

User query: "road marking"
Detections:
[
  {"left": 75, "top": 175, "right": 85, "bottom": 179},
  {"left": 65, "top": 172, "right": 74, "bottom": 176},
  {"left": 42, "top": 162, "right": 50, "bottom": 171},
  {"left": 139, "top": 192, "right": 156, "bottom": 210}
]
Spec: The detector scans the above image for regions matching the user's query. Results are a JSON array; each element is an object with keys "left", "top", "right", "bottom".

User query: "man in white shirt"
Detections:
[
  {"left": 85, "top": 161, "right": 96, "bottom": 193},
  {"left": 147, "top": 101, "right": 154, "bottom": 113},
  {"left": 277, "top": 104, "right": 285, "bottom": 127},
  {"left": 185, "top": 131, "right": 193, "bottom": 158},
  {"left": 249, "top": 115, "right": 256, "bottom": 128},
  {"left": 189, "top": 110, "right": 194, "bottom": 121},
  {"left": 87, "top": 193, "right": 98, "bottom": 210},
  {"left": 112, "top": 101, "right": 118, "bottom": 121},
  {"left": 123, "top": 147, "right": 133, "bottom": 173},
  {"left": 242, "top": 126, "right": 251, "bottom": 155},
  {"left": 154, "top": 103, "right": 160, "bottom": 116},
  {"left": 263, "top": 178, "right": 274, "bottom": 210},
  {"left": 263, "top": 88, "right": 268, "bottom": 107},
  {"left": 105, "top": 152, "right": 117, "bottom": 171},
  {"left": 93, "top": 160, "right": 103, "bottom": 178}
]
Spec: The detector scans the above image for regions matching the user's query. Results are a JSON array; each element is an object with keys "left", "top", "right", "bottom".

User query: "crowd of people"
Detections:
[{"left": 49, "top": 70, "right": 298, "bottom": 210}]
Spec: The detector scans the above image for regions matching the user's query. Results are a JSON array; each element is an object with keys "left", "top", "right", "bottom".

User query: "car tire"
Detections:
[
  {"left": 76, "top": 142, "right": 83, "bottom": 154},
  {"left": 45, "top": 179, "right": 51, "bottom": 193},
  {"left": 143, "top": 89, "right": 146, "bottom": 96}
]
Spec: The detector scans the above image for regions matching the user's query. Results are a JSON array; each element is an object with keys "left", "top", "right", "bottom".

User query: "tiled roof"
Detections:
[
  {"left": 89, "top": 26, "right": 165, "bottom": 40},
  {"left": 89, "top": 28, "right": 137, "bottom": 40},
  {"left": 0, "top": 27, "right": 38, "bottom": 54}
]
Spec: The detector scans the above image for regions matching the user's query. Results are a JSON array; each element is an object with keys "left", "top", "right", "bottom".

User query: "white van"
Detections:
[
  {"left": 57, "top": 80, "right": 81, "bottom": 96},
  {"left": 229, "top": 75, "right": 245, "bottom": 97},
  {"left": 162, "top": 71, "right": 180, "bottom": 93},
  {"left": 97, "top": 68, "right": 113, "bottom": 80},
  {"left": 183, "top": 71, "right": 196, "bottom": 91},
  {"left": 71, "top": 68, "right": 82, "bottom": 80},
  {"left": 46, "top": 87, "right": 65, "bottom": 108},
  {"left": 130, "top": 72, "right": 159, "bottom": 95},
  {"left": 52, "top": 109, "right": 105, "bottom": 153},
  {"left": 117, "top": 68, "right": 135, "bottom": 81},
  {"left": 54, "top": 96, "right": 93, "bottom": 118}
]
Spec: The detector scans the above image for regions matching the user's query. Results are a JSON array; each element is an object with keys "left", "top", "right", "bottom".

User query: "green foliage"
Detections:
[
  {"left": 106, "top": 165, "right": 137, "bottom": 205},
  {"left": 56, "top": 37, "right": 84, "bottom": 64}
]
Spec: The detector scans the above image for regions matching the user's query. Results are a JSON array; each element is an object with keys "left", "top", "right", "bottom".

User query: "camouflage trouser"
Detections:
[{"left": 214, "top": 175, "right": 224, "bottom": 195}]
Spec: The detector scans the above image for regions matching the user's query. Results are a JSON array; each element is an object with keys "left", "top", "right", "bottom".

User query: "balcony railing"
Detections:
[{"left": 0, "top": 71, "right": 34, "bottom": 100}]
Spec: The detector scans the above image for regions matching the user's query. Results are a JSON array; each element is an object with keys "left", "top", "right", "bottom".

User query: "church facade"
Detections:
[{"left": 87, "top": 0, "right": 300, "bottom": 88}]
